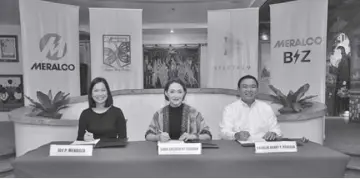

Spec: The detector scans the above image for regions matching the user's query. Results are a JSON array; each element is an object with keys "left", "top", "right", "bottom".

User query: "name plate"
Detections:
[
  {"left": 255, "top": 141, "right": 297, "bottom": 153},
  {"left": 158, "top": 143, "right": 202, "bottom": 155},
  {"left": 49, "top": 145, "right": 93, "bottom": 156}
]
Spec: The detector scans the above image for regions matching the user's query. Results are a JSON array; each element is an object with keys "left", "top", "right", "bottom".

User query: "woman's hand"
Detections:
[
  {"left": 179, "top": 133, "right": 197, "bottom": 141},
  {"left": 157, "top": 132, "right": 171, "bottom": 142},
  {"left": 84, "top": 130, "right": 94, "bottom": 141}
]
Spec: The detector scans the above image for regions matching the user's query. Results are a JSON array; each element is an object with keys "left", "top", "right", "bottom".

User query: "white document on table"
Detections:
[
  {"left": 71, "top": 139, "right": 100, "bottom": 145},
  {"left": 157, "top": 140, "right": 184, "bottom": 146},
  {"left": 237, "top": 137, "right": 266, "bottom": 144}
]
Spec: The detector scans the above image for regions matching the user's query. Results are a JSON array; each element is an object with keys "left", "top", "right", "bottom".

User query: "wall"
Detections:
[
  {"left": 0, "top": 24, "right": 23, "bottom": 121},
  {"left": 143, "top": 32, "right": 207, "bottom": 44},
  {"left": 0, "top": 23, "right": 271, "bottom": 122}
]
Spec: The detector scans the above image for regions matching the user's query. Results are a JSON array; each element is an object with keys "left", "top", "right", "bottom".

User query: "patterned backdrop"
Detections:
[{"left": 143, "top": 45, "right": 200, "bottom": 89}]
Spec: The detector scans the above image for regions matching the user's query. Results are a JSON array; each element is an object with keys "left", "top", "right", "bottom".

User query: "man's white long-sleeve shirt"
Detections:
[{"left": 219, "top": 99, "right": 282, "bottom": 140}]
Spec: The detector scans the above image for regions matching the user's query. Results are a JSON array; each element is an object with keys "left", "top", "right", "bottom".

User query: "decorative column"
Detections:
[{"left": 349, "top": 33, "right": 360, "bottom": 122}]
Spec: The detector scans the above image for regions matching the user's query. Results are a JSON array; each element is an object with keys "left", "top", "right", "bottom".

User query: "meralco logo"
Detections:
[
  {"left": 31, "top": 33, "right": 75, "bottom": 71},
  {"left": 39, "top": 33, "right": 67, "bottom": 60},
  {"left": 273, "top": 36, "right": 323, "bottom": 64}
]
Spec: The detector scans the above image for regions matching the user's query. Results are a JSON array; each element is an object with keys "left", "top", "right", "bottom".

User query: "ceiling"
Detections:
[
  {"left": 0, "top": 0, "right": 267, "bottom": 27},
  {"left": 1, "top": 0, "right": 360, "bottom": 36}
]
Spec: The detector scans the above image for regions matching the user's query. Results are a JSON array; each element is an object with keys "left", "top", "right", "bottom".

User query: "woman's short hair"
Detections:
[
  {"left": 88, "top": 77, "right": 113, "bottom": 108},
  {"left": 164, "top": 78, "right": 187, "bottom": 101},
  {"left": 237, "top": 75, "right": 259, "bottom": 89}
]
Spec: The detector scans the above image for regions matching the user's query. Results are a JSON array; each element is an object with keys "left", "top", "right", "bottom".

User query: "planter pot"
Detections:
[{"left": 9, "top": 107, "right": 78, "bottom": 157}]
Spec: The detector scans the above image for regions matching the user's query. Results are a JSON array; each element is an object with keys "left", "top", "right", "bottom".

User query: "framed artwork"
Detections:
[
  {"left": 102, "top": 35, "right": 131, "bottom": 71},
  {"left": 0, "top": 35, "right": 19, "bottom": 62},
  {"left": 0, "top": 75, "right": 24, "bottom": 111},
  {"left": 143, "top": 44, "right": 200, "bottom": 89}
]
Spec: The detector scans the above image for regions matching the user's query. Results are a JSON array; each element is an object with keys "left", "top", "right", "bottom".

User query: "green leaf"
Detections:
[
  {"left": 299, "top": 95, "right": 318, "bottom": 103},
  {"left": 269, "top": 94, "right": 282, "bottom": 104},
  {"left": 269, "top": 85, "right": 289, "bottom": 106},
  {"left": 300, "top": 102, "right": 313, "bottom": 108},
  {"left": 48, "top": 90, "right": 52, "bottom": 102},
  {"left": 286, "top": 90, "right": 295, "bottom": 103},
  {"left": 36, "top": 91, "right": 52, "bottom": 109},
  {"left": 53, "top": 91, "right": 64, "bottom": 104},
  {"left": 291, "top": 103, "right": 303, "bottom": 112},
  {"left": 56, "top": 105, "right": 68, "bottom": 112},
  {"left": 25, "top": 95, "right": 45, "bottom": 110},
  {"left": 293, "top": 84, "right": 310, "bottom": 102}
]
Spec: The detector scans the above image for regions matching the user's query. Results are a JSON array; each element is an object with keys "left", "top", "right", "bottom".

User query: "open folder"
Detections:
[
  {"left": 71, "top": 139, "right": 100, "bottom": 145},
  {"left": 94, "top": 138, "right": 128, "bottom": 148},
  {"left": 185, "top": 139, "right": 219, "bottom": 149},
  {"left": 237, "top": 138, "right": 304, "bottom": 147}
]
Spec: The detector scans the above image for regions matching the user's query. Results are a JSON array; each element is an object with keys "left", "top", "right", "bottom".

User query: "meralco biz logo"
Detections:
[
  {"left": 31, "top": 33, "right": 75, "bottom": 71},
  {"left": 274, "top": 36, "right": 323, "bottom": 64}
]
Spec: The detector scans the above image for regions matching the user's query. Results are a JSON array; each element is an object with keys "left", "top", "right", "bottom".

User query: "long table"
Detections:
[{"left": 12, "top": 140, "right": 349, "bottom": 178}]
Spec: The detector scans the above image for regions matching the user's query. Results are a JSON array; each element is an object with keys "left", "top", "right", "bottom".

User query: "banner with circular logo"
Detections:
[{"left": 19, "top": 0, "right": 80, "bottom": 103}]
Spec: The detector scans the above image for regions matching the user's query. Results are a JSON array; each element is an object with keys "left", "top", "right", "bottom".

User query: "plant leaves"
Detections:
[
  {"left": 25, "top": 95, "right": 45, "bottom": 111},
  {"left": 53, "top": 91, "right": 64, "bottom": 104},
  {"left": 36, "top": 91, "right": 52, "bottom": 110},
  {"left": 269, "top": 94, "right": 282, "bottom": 104},
  {"left": 268, "top": 85, "right": 289, "bottom": 107},
  {"left": 291, "top": 103, "right": 303, "bottom": 112},
  {"left": 278, "top": 107, "right": 295, "bottom": 114},
  {"left": 56, "top": 105, "right": 68, "bottom": 112},
  {"left": 293, "top": 83, "right": 310, "bottom": 102},
  {"left": 300, "top": 102, "right": 313, "bottom": 108},
  {"left": 299, "top": 95, "right": 318, "bottom": 103},
  {"left": 287, "top": 90, "right": 295, "bottom": 103},
  {"left": 48, "top": 90, "right": 52, "bottom": 102}
]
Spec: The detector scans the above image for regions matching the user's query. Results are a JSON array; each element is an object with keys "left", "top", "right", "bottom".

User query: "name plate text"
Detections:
[
  {"left": 255, "top": 141, "right": 297, "bottom": 153},
  {"left": 158, "top": 143, "right": 202, "bottom": 155},
  {"left": 49, "top": 145, "right": 93, "bottom": 156}
]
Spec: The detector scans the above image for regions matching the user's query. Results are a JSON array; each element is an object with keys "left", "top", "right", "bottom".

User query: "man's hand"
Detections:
[
  {"left": 263, "top": 132, "right": 277, "bottom": 141},
  {"left": 179, "top": 133, "right": 197, "bottom": 141},
  {"left": 234, "top": 131, "right": 250, "bottom": 141},
  {"left": 157, "top": 132, "right": 171, "bottom": 142}
]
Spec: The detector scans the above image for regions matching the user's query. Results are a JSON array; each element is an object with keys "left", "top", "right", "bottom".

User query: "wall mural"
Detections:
[{"left": 143, "top": 45, "right": 200, "bottom": 89}]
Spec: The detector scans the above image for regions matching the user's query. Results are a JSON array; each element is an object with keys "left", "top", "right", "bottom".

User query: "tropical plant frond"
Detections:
[
  {"left": 27, "top": 90, "right": 70, "bottom": 119},
  {"left": 269, "top": 84, "right": 315, "bottom": 115},
  {"left": 25, "top": 95, "right": 45, "bottom": 110},
  {"left": 293, "top": 83, "right": 310, "bottom": 102},
  {"left": 269, "top": 85, "right": 289, "bottom": 106},
  {"left": 298, "top": 95, "right": 318, "bottom": 103},
  {"left": 47, "top": 90, "right": 53, "bottom": 103},
  {"left": 36, "top": 91, "right": 52, "bottom": 109},
  {"left": 269, "top": 95, "right": 282, "bottom": 104}
]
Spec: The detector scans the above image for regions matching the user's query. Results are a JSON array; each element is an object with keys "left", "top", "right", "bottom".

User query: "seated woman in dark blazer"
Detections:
[
  {"left": 76, "top": 77, "right": 127, "bottom": 141},
  {"left": 145, "top": 78, "right": 212, "bottom": 142}
]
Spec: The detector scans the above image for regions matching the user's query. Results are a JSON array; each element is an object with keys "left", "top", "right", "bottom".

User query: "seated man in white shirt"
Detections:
[{"left": 219, "top": 75, "right": 281, "bottom": 141}]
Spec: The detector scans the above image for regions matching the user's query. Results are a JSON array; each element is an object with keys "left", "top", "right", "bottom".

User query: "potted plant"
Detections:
[
  {"left": 24, "top": 90, "right": 70, "bottom": 119},
  {"left": 10, "top": 90, "right": 78, "bottom": 156},
  {"left": 268, "top": 83, "right": 317, "bottom": 114}
]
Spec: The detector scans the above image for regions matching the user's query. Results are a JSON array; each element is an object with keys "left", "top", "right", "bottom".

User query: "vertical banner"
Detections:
[
  {"left": 270, "top": 0, "right": 328, "bottom": 103},
  {"left": 207, "top": 8, "right": 259, "bottom": 89},
  {"left": 19, "top": 0, "right": 80, "bottom": 102},
  {"left": 89, "top": 8, "right": 143, "bottom": 90}
]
